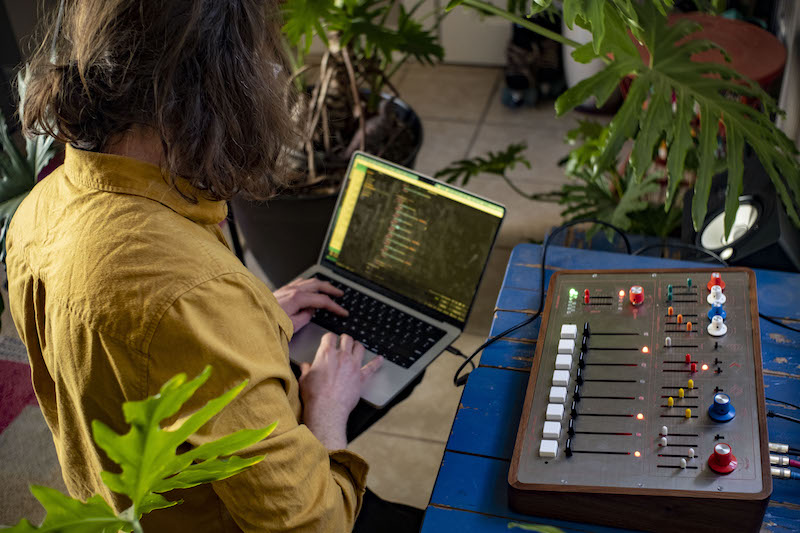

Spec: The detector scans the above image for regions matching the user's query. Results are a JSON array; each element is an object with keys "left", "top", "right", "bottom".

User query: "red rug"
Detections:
[{"left": 0, "top": 360, "right": 38, "bottom": 433}]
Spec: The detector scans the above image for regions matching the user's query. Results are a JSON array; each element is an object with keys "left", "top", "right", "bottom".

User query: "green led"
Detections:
[
  {"left": 687, "top": 278, "right": 692, "bottom": 288},
  {"left": 569, "top": 288, "right": 578, "bottom": 297}
]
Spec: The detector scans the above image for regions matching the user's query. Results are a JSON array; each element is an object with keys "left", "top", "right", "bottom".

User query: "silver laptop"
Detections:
[{"left": 290, "top": 152, "right": 505, "bottom": 407}]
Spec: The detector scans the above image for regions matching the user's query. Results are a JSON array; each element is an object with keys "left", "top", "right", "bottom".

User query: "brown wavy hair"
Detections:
[{"left": 22, "top": 0, "right": 297, "bottom": 201}]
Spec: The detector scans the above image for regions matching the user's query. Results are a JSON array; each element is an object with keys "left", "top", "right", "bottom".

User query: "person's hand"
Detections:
[
  {"left": 298, "top": 333, "right": 383, "bottom": 450},
  {"left": 274, "top": 277, "right": 348, "bottom": 332}
]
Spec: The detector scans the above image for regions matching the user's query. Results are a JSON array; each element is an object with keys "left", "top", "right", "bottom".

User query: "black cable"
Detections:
[
  {"left": 766, "top": 397, "right": 800, "bottom": 411},
  {"left": 632, "top": 242, "right": 729, "bottom": 267},
  {"left": 768, "top": 411, "right": 800, "bottom": 425},
  {"left": 453, "top": 219, "right": 632, "bottom": 387},
  {"left": 790, "top": 448, "right": 800, "bottom": 455},
  {"left": 759, "top": 313, "right": 800, "bottom": 334},
  {"left": 445, "top": 345, "right": 475, "bottom": 371}
]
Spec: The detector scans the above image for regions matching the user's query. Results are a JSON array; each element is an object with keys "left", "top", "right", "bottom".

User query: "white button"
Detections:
[
  {"left": 555, "top": 354, "right": 572, "bottom": 370},
  {"left": 552, "top": 370, "right": 570, "bottom": 387},
  {"left": 539, "top": 439, "right": 559, "bottom": 458},
  {"left": 546, "top": 403, "right": 564, "bottom": 421},
  {"left": 659, "top": 437, "right": 667, "bottom": 447},
  {"left": 680, "top": 458, "right": 687, "bottom": 469},
  {"left": 661, "top": 426, "right": 668, "bottom": 436},
  {"left": 549, "top": 386, "right": 567, "bottom": 403},
  {"left": 557, "top": 339, "right": 575, "bottom": 354},
  {"left": 543, "top": 421, "right": 561, "bottom": 439},
  {"left": 560, "top": 324, "right": 578, "bottom": 339}
]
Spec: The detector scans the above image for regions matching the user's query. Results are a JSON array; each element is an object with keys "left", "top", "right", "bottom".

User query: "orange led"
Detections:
[
  {"left": 668, "top": 306, "right": 674, "bottom": 316},
  {"left": 634, "top": 451, "right": 641, "bottom": 458},
  {"left": 642, "top": 346, "right": 650, "bottom": 354},
  {"left": 702, "top": 364, "right": 709, "bottom": 371},
  {"left": 677, "top": 314, "right": 683, "bottom": 324},
  {"left": 636, "top": 413, "right": 644, "bottom": 420},
  {"left": 686, "top": 321, "right": 693, "bottom": 332},
  {"left": 619, "top": 290, "right": 625, "bottom": 298}
]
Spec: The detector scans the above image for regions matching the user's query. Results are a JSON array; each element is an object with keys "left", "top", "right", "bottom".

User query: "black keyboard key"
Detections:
[{"left": 310, "top": 274, "right": 447, "bottom": 368}]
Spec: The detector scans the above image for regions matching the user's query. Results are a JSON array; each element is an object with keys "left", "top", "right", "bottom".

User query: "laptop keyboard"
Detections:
[{"left": 309, "top": 274, "right": 447, "bottom": 368}]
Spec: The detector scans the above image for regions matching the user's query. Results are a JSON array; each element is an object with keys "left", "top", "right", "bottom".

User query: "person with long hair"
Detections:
[{"left": 7, "top": 1, "right": 421, "bottom": 530}]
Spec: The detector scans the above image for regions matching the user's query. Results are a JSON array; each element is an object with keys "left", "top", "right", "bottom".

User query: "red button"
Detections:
[
  {"left": 707, "top": 272, "right": 726, "bottom": 291},
  {"left": 629, "top": 286, "right": 644, "bottom": 306},
  {"left": 708, "top": 443, "right": 737, "bottom": 474}
]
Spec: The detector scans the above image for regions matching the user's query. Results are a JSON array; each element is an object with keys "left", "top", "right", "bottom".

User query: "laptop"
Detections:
[{"left": 290, "top": 152, "right": 506, "bottom": 407}]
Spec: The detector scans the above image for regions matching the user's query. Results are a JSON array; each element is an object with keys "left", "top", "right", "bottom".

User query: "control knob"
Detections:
[
  {"left": 629, "top": 286, "right": 644, "bottom": 306},
  {"left": 708, "top": 393, "right": 736, "bottom": 422},
  {"left": 707, "top": 285, "right": 727, "bottom": 305},
  {"left": 707, "top": 272, "right": 726, "bottom": 291},
  {"left": 707, "top": 303, "right": 727, "bottom": 321},
  {"left": 707, "top": 315, "right": 727, "bottom": 337},
  {"left": 708, "top": 443, "right": 738, "bottom": 474}
]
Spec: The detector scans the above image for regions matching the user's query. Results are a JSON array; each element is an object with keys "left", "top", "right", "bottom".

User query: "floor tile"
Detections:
[
  {"left": 465, "top": 246, "right": 512, "bottom": 337},
  {"left": 0, "top": 406, "right": 66, "bottom": 527},
  {"left": 395, "top": 64, "right": 501, "bottom": 122},
  {"left": 413, "top": 119, "right": 477, "bottom": 177},
  {"left": 347, "top": 429, "right": 445, "bottom": 509},
  {"left": 468, "top": 119, "right": 578, "bottom": 186}
]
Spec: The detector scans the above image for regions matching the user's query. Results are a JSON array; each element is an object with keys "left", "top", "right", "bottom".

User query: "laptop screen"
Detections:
[{"left": 322, "top": 153, "right": 505, "bottom": 326}]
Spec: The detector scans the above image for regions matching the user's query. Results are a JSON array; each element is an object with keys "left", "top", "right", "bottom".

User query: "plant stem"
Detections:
[
  {"left": 342, "top": 47, "right": 366, "bottom": 151},
  {"left": 460, "top": 0, "right": 583, "bottom": 49}
]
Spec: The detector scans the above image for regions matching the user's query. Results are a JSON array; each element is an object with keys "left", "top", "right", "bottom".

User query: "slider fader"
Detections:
[{"left": 509, "top": 269, "right": 770, "bottom": 533}]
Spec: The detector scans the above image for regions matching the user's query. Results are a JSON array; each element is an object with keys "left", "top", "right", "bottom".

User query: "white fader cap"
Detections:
[
  {"left": 558, "top": 339, "right": 575, "bottom": 354},
  {"left": 539, "top": 439, "right": 558, "bottom": 458},
  {"left": 560, "top": 324, "right": 578, "bottom": 339}
]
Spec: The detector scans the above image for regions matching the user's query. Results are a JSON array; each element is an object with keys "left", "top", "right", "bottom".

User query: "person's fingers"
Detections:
[
  {"left": 314, "top": 280, "right": 344, "bottom": 297},
  {"left": 299, "top": 362, "right": 311, "bottom": 377},
  {"left": 320, "top": 332, "right": 338, "bottom": 351},
  {"left": 339, "top": 334, "right": 354, "bottom": 354},
  {"left": 293, "top": 292, "right": 349, "bottom": 316},
  {"left": 360, "top": 355, "right": 383, "bottom": 381}
]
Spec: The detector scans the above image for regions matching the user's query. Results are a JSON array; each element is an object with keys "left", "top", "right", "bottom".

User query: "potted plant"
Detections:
[
  {"left": 231, "top": 0, "right": 444, "bottom": 286},
  {"left": 6, "top": 367, "right": 276, "bottom": 532},
  {"left": 440, "top": 0, "right": 799, "bottom": 245}
]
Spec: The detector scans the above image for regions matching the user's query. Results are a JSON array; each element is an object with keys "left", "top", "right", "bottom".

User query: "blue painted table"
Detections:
[{"left": 421, "top": 244, "right": 800, "bottom": 532}]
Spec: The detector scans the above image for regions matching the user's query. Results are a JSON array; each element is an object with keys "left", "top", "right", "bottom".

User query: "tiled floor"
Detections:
[{"left": 0, "top": 63, "right": 588, "bottom": 525}]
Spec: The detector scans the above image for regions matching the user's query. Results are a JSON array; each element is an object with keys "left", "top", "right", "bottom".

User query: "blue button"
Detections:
[
  {"left": 707, "top": 303, "right": 727, "bottom": 321},
  {"left": 708, "top": 393, "right": 736, "bottom": 422}
]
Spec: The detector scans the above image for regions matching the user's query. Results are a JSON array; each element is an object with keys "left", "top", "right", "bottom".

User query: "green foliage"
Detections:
[
  {"left": 435, "top": 143, "right": 531, "bottom": 186},
  {"left": 434, "top": 144, "right": 560, "bottom": 202},
  {"left": 7, "top": 367, "right": 277, "bottom": 533},
  {"left": 282, "top": 0, "right": 443, "bottom": 68},
  {"left": 446, "top": 0, "right": 800, "bottom": 239},
  {"left": 556, "top": 121, "right": 682, "bottom": 238}
]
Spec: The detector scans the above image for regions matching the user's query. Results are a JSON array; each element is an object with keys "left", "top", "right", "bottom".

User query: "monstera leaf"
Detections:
[
  {"left": 445, "top": 0, "right": 800, "bottom": 238},
  {"left": 557, "top": 2, "right": 799, "bottom": 235},
  {"left": 7, "top": 367, "right": 277, "bottom": 533}
]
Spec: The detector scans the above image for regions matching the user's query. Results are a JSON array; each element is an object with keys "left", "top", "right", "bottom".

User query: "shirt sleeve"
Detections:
[{"left": 146, "top": 271, "right": 368, "bottom": 532}]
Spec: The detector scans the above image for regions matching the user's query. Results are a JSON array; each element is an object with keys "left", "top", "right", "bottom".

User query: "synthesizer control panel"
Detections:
[{"left": 509, "top": 269, "right": 770, "bottom": 533}]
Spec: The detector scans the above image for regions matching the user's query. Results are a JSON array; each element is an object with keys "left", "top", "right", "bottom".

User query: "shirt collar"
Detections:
[{"left": 64, "top": 144, "right": 228, "bottom": 225}]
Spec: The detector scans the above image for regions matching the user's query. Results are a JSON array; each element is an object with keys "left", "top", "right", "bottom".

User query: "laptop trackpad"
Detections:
[{"left": 289, "top": 322, "right": 398, "bottom": 407}]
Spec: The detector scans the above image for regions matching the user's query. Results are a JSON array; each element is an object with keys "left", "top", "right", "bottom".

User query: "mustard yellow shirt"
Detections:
[{"left": 6, "top": 145, "right": 367, "bottom": 532}]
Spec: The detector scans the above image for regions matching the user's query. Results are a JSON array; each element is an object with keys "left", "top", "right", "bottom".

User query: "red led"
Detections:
[
  {"left": 584, "top": 289, "right": 590, "bottom": 296},
  {"left": 636, "top": 413, "right": 644, "bottom": 420},
  {"left": 584, "top": 294, "right": 590, "bottom": 304},
  {"left": 685, "top": 353, "right": 692, "bottom": 364},
  {"left": 690, "top": 362, "right": 697, "bottom": 373},
  {"left": 634, "top": 451, "right": 641, "bottom": 458},
  {"left": 642, "top": 346, "right": 650, "bottom": 354},
  {"left": 702, "top": 364, "right": 709, "bottom": 371}
]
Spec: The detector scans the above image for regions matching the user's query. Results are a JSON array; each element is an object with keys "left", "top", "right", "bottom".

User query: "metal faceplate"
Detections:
[{"left": 516, "top": 270, "right": 766, "bottom": 495}]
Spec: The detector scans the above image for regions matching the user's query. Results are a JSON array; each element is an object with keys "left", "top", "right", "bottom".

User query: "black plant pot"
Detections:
[{"left": 231, "top": 96, "right": 423, "bottom": 287}]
